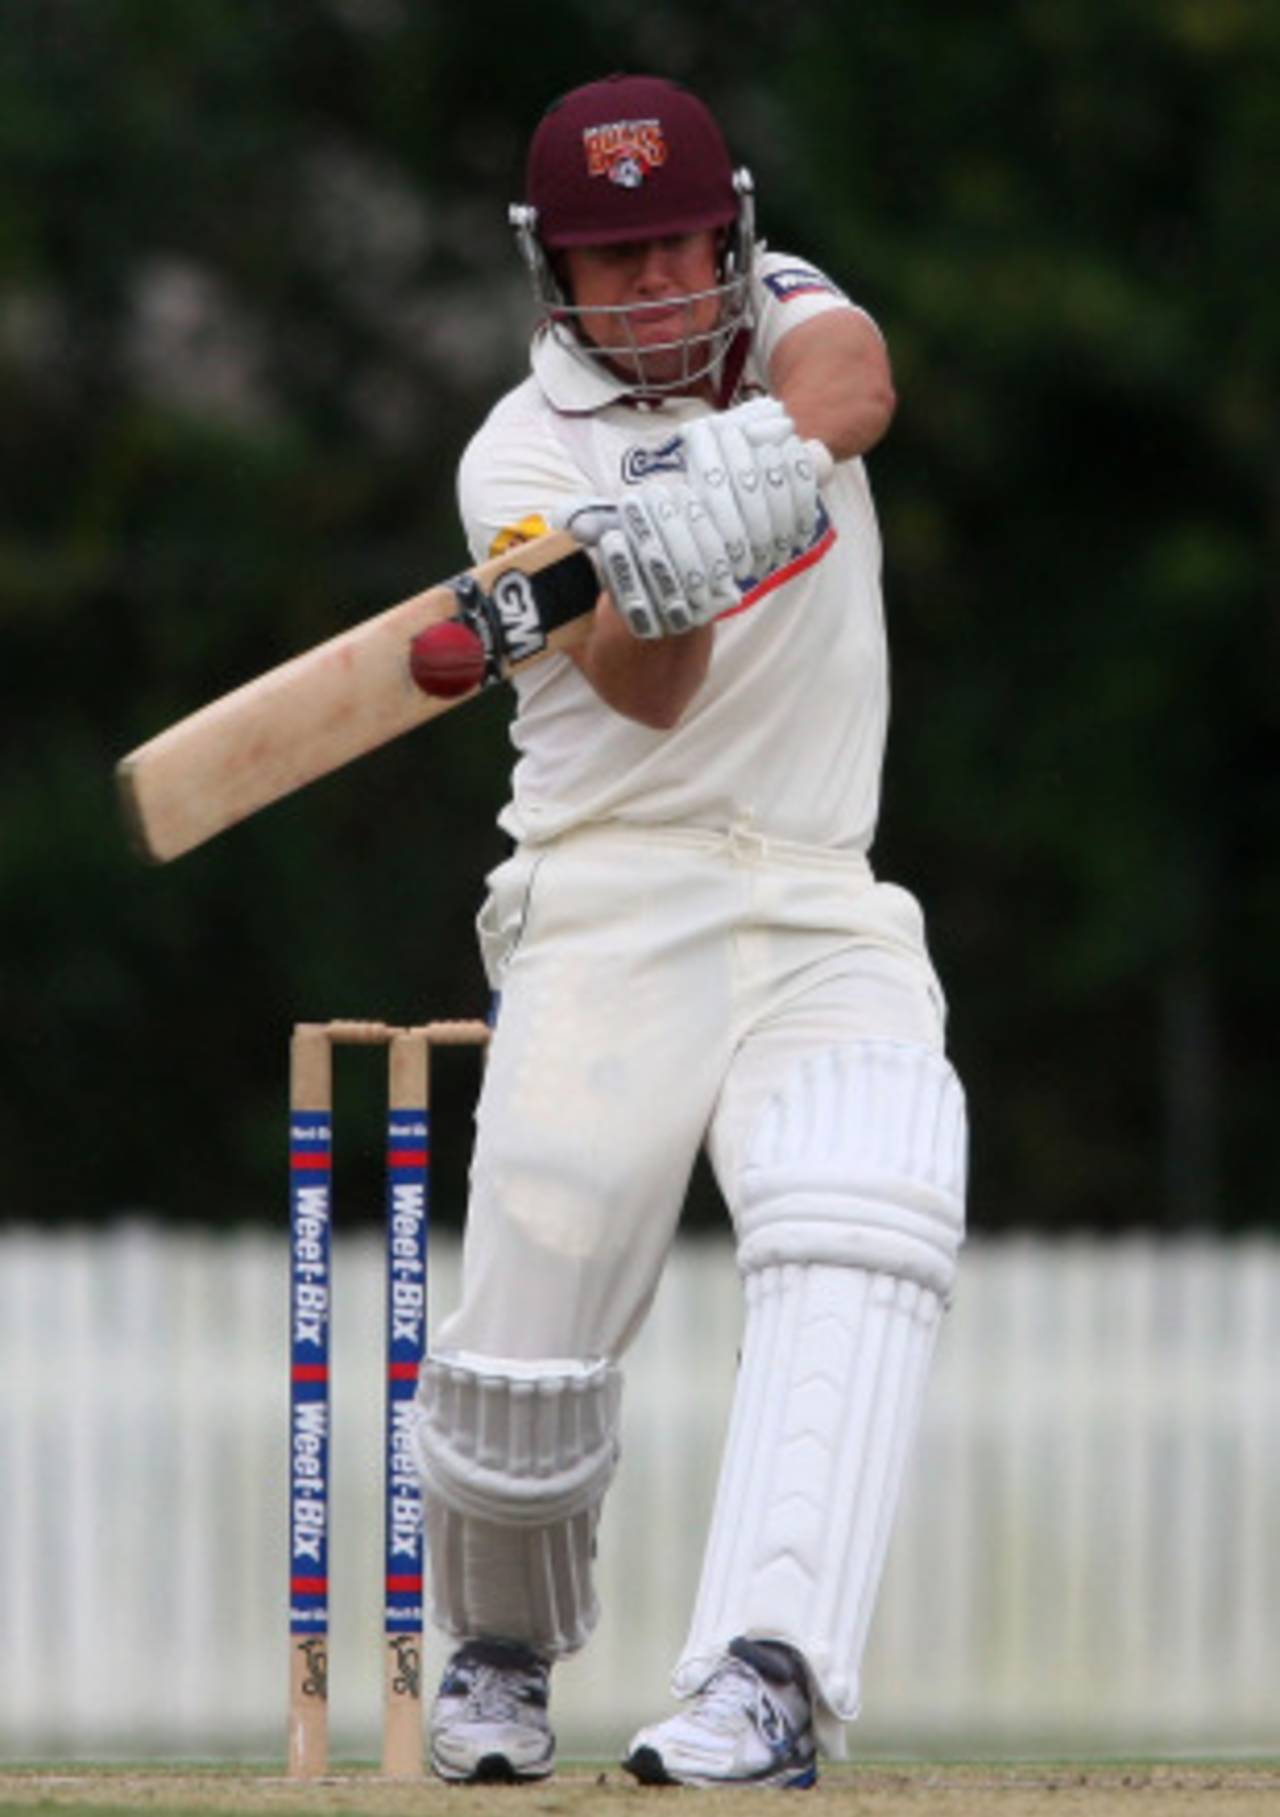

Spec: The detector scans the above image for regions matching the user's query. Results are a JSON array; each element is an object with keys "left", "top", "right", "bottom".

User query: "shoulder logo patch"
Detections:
[{"left": 763, "top": 266, "right": 839, "bottom": 303}]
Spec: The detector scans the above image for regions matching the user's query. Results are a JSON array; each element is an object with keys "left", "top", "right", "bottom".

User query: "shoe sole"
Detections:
[
  {"left": 432, "top": 1750, "right": 554, "bottom": 1785},
  {"left": 624, "top": 1744, "right": 817, "bottom": 1790}
]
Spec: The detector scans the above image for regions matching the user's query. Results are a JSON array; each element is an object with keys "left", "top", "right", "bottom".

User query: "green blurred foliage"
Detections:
[{"left": 1, "top": 0, "right": 1275, "bottom": 1230}]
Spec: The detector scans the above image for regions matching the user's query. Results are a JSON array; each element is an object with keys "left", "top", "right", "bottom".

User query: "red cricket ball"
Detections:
[{"left": 408, "top": 619, "right": 487, "bottom": 699}]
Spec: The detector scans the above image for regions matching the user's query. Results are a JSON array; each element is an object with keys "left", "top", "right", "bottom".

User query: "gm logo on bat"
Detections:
[{"left": 492, "top": 570, "right": 548, "bottom": 665}]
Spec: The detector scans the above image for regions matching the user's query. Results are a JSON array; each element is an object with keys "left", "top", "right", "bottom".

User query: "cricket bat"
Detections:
[{"left": 116, "top": 531, "right": 600, "bottom": 864}]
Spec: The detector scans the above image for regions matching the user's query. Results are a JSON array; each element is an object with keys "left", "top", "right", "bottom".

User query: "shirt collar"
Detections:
[{"left": 530, "top": 324, "right": 633, "bottom": 413}]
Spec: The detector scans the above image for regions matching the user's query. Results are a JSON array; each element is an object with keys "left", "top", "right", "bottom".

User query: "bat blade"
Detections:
[{"left": 116, "top": 531, "right": 598, "bottom": 863}]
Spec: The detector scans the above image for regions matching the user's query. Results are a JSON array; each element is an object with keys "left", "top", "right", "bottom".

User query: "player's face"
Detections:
[{"left": 562, "top": 231, "right": 722, "bottom": 389}]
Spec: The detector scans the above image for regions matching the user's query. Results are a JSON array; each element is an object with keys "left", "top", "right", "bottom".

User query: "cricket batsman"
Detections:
[{"left": 411, "top": 71, "right": 968, "bottom": 1789}]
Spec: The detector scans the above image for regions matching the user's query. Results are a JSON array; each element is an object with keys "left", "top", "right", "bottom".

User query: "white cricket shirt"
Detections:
[{"left": 457, "top": 250, "right": 889, "bottom": 852}]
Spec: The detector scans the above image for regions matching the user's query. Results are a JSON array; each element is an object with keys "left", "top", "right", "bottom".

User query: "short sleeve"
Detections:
[{"left": 750, "top": 249, "right": 877, "bottom": 372}]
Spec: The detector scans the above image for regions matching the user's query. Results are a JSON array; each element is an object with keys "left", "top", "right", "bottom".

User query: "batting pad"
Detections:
[
  {"left": 675, "top": 1265, "right": 942, "bottom": 1753},
  {"left": 413, "top": 1352, "right": 622, "bottom": 1657},
  {"left": 735, "top": 1040, "right": 967, "bottom": 1299},
  {"left": 676, "top": 1041, "right": 967, "bottom": 1755}
]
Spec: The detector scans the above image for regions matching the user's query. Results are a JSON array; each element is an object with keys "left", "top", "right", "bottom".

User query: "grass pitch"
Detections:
[{"left": 1, "top": 1764, "right": 1279, "bottom": 1817}]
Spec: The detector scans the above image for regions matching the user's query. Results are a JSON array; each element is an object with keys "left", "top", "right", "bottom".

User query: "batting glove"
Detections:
[
  {"left": 681, "top": 398, "right": 830, "bottom": 582},
  {"left": 554, "top": 483, "right": 741, "bottom": 640}
]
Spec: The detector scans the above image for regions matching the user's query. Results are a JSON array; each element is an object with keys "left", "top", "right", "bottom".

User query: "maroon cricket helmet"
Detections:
[{"left": 525, "top": 73, "right": 740, "bottom": 249}]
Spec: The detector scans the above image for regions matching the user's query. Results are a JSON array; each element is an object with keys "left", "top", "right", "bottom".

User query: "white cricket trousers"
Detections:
[{"left": 435, "top": 822, "right": 948, "bottom": 1362}]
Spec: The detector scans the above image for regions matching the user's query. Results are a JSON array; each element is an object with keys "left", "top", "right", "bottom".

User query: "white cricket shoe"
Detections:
[
  {"left": 429, "top": 1637, "right": 554, "bottom": 1783},
  {"left": 623, "top": 1637, "right": 817, "bottom": 1789}
]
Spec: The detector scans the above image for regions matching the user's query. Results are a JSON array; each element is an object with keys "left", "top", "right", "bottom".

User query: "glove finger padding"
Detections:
[
  {"left": 554, "top": 486, "right": 739, "bottom": 640},
  {"left": 681, "top": 416, "right": 754, "bottom": 584},
  {"left": 618, "top": 491, "right": 691, "bottom": 634},
  {"left": 685, "top": 495, "right": 742, "bottom": 618},
  {"left": 633, "top": 485, "right": 741, "bottom": 632},
  {"left": 596, "top": 524, "right": 661, "bottom": 639},
  {"left": 681, "top": 400, "right": 827, "bottom": 581},
  {"left": 760, "top": 433, "right": 821, "bottom": 561},
  {"left": 726, "top": 395, "right": 794, "bottom": 443},
  {"left": 551, "top": 496, "right": 662, "bottom": 640},
  {"left": 758, "top": 437, "right": 797, "bottom": 565},
  {"left": 786, "top": 437, "right": 822, "bottom": 547},
  {"left": 714, "top": 418, "right": 777, "bottom": 579},
  {"left": 634, "top": 486, "right": 711, "bottom": 632}
]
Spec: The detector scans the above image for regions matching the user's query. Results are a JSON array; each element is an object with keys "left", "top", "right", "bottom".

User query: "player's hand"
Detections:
[
  {"left": 553, "top": 484, "right": 741, "bottom": 640},
  {"left": 681, "top": 398, "right": 829, "bottom": 582}
]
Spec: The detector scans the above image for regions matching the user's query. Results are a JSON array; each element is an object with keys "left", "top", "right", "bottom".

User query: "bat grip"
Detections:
[{"left": 449, "top": 574, "right": 505, "bottom": 685}]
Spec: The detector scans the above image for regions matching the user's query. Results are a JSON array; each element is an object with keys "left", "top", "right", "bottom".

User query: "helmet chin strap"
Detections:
[{"left": 714, "top": 324, "right": 753, "bottom": 409}]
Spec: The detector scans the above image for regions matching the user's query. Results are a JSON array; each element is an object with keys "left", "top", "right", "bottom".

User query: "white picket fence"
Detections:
[{"left": 1, "top": 1225, "right": 1277, "bottom": 1761}]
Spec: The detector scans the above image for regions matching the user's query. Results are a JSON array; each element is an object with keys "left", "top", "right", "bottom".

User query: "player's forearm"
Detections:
[
  {"left": 571, "top": 595, "right": 712, "bottom": 729},
  {"left": 768, "top": 310, "right": 897, "bottom": 463}
]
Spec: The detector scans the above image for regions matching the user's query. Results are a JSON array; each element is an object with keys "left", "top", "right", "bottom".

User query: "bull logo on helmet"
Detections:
[{"left": 582, "top": 119, "right": 668, "bottom": 188}]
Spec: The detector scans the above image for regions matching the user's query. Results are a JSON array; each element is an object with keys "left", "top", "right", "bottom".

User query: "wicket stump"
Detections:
[{"left": 287, "top": 1017, "right": 489, "bottom": 1778}]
